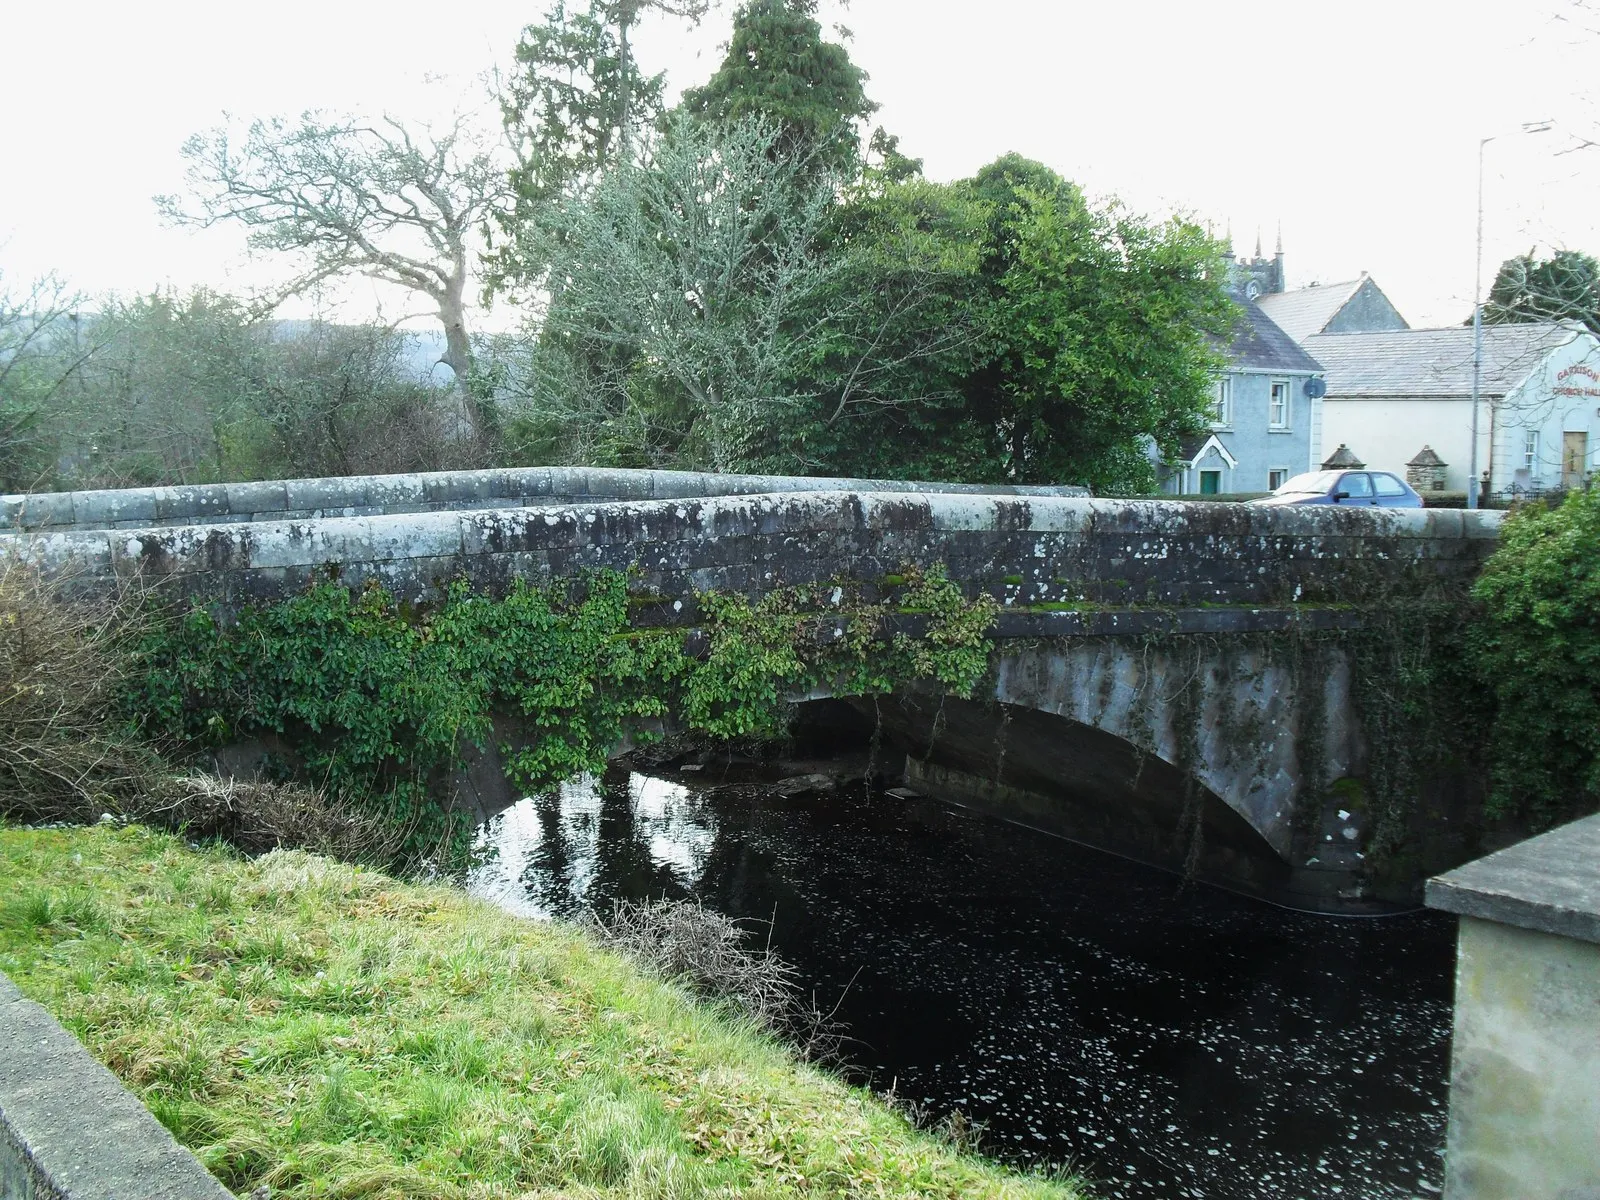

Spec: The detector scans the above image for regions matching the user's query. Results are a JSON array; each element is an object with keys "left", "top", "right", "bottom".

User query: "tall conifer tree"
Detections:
[{"left": 682, "top": 0, "right": 876, "bottom": 171}]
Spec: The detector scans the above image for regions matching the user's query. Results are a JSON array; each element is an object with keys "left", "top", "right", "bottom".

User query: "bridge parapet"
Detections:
[
  {"left": 3, "top": 490, "right": 1502, "bottom": 611},
  {"left": 0, "top": 466, "right": 1086, "bottom": 533}
]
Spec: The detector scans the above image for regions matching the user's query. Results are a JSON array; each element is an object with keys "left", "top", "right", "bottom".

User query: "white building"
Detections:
[{"left": 1304, "top": 322, "right": 1600, "bottom": 495}]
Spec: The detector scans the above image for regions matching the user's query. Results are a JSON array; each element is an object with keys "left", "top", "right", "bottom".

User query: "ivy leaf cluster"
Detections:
[{"left": 128, "top": 565, "right": 998, "bottom": 853}]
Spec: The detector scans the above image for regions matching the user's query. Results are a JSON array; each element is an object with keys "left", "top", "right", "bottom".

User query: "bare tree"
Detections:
[
  {"left": 160, "top": 110, "right": 510, "bottom": 437},
  {"left": 0, "top": 271, "right": 114, "bottom": 491}
]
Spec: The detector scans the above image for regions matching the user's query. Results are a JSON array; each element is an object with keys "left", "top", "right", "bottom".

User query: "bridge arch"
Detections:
[{"left": 802, "top": 633, "right": 1368, "bottom": 908}]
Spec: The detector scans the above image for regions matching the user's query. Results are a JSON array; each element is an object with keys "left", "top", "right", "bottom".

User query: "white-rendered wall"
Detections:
[
  {"left": 1320, "top": 398, "right": 1482, "bottom": 492},
  {"left": 1494, "top": 332, "right": 1600, "bottom": 489}
]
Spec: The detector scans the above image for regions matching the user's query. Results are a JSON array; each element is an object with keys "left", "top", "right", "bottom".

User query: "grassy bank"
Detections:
[{"left": 0, "top": 824, "right": 1080, "bottom": 1200}]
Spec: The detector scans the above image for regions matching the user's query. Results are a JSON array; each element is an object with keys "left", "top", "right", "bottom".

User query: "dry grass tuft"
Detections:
[
  {"left": 133, "top": 775, "right": 410, "bottom": 864},
  {"left": 587, "top": 898, "right": 842, "bottom": 1059},
  {"left": 0, "top": 560, "right": 159, "bottom": 821}
]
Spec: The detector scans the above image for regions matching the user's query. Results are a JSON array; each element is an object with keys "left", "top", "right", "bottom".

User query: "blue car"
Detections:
[{"left": 1250, "top": 469, "right": 1424, "bottom": 509}]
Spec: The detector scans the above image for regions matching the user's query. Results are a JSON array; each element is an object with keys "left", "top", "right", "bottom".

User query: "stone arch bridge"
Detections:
[{"left": 2, "top": 466, "right": 1503, "bottom": 910}]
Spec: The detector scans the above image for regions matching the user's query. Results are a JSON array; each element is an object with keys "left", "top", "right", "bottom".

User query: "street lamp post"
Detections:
[{"left": 1469, "top": 121, "right": 1554, "bottom": 510}]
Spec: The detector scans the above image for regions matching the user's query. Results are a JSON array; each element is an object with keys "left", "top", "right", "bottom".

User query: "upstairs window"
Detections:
[
  {"left": 1211, "top": 378, "right": 1232, "bottom": 426},
  {"left": 1269, "top": 380, "right": 1290, "bottom": 429}
]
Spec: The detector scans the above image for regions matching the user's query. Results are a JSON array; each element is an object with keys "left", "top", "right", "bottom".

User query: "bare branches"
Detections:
[
  {"left": 160, "top": 108, "right": 511, "bottom": 414},
  {"left": 0, "top": 271, "right": 124, "bottom": 490},
  {"left": 509, "top": 115, "right": 848, "bottom": 470}
]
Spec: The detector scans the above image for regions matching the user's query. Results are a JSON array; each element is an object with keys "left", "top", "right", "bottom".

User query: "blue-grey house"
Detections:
[{"left": 1161, "top": 241, "right": 1325, "bottom": 495}]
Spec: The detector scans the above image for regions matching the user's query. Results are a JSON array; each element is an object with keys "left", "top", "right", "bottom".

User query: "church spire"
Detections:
[{"left": 1254, "top": 228, "right": 1263, "bottom": 260}]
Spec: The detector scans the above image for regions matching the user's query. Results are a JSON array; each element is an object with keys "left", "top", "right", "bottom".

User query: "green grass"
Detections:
[{"left": 0, "top": 824, "right": 1082, "bottom": 1200}]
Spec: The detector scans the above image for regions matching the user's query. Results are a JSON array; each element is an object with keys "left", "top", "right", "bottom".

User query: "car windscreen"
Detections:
[{"left": 1274, "top": 471, "right": 1340, "bottom": 494}]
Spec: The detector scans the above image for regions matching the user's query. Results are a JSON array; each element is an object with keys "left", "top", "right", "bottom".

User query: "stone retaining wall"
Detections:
[
  {"left": 1, "top": 466, "right": 1087, "bottom": 532},
  {"left": 1, "top": 973, "right": 234, "bottom": 1200}
]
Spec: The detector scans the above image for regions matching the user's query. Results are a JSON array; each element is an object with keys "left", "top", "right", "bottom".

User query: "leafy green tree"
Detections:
[
  {"left": 774, "top": 155, "right": 1233, "bottom": 490},
  {"left": 1472, "top": 486, "right": 1600, "bottom": 827},
  {"left": 681, "top": 0, "right": 875, "bottom": 172},
  {"left": 962, "top": 155, "right": 1233, "bottom": 491},
  {"left": 765, "top": 174, "right": 989, "bottom": 477},
  {"left": 1483, "top": 248, "right": 1600, "bottom": 334}
]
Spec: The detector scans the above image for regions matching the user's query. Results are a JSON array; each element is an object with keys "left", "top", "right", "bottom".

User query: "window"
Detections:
[
  {"left": 1373, "top": 473, "right": 1408, "bottom": 498},
  {"left": 1211, "top": 378, "right": 1232, "bottom": 426},
  {"left": 1269, "top": 380, "right": 1290, "bottom": 429},
  {"left": 1524, "top": 430, "right": 1541, "bottom": 470},
  {"left": 1199, "top": 470, "right": 1222, "bottom": 495},
  {"left": 1268, "top": 468, "right": 1289, "bottom": 490},
  {"left": 1339, "top": 472, "right": 1373, "bottom": 498}
]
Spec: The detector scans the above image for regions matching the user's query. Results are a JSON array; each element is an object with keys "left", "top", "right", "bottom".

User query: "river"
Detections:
[{"left": 467, "top": 762, "right": 1454, "bottom": 1200}]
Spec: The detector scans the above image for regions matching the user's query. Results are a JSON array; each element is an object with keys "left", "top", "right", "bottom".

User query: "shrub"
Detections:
[
  {"left": 1472, "top": 486, "right": 1600, "bottom": 824},
  {"left": 0, "top": 563, "right": 159, "bottom": 821}
]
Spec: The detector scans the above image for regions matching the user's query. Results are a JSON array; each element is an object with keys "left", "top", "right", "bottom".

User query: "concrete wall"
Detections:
[
  {"left": 0, "top": 466, "right": 1086, "bottom": 533},
  {"left": 1439, "top": 918, "right": 1600, "bottom": 1199},
  {"left": 859, "top": 627, "right": 1372, "bottom": 908},
  {"left": 1321, "top": 396, "right": 1479, "bottom": 492},
  {"left": 1, "top": 973, "right": 233, "bottom": 1200},
  {"left": 6, "top": 492, "right": 1501, "bottom": 907},
  {"left": 1427, "top": 812, "right": 1600, "bottom": 1199}
]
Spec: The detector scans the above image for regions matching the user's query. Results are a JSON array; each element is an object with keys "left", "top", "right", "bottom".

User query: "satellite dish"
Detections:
[{"left": 1305, "top": 377, "right": 1328, "bottom": 399}]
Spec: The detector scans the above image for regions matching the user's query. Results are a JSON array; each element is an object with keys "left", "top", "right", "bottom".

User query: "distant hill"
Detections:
[{"left": 266, "top": 320, "right": 456, "bottom": 385}]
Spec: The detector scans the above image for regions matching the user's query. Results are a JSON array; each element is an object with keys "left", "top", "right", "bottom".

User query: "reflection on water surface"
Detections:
[{"left": 468, "top": 766, "right": 1453, "bottom": 1200}]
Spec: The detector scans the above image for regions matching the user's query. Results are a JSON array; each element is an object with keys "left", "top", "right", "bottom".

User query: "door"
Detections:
[
  {"left": 1372, "top": 472, "right": 1414, "bottom": 507},
  {"left": 1336, "top": 472, "right": 1375, "bottom": 505},
  {"left": 1199, "top": 470, "right": 1221, "bottom": 495},
  {"left": 1564, "top": 431, "right": 1588, "bottom": 489}
]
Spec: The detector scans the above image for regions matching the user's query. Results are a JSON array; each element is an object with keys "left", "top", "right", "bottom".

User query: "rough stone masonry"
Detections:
[{"left": 1, "top": 468, "right": 1503, "bottom": 909}]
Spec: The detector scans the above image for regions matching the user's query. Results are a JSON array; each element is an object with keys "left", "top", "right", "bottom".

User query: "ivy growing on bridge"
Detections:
[{"left": 127, "top": 566, "right": 998, "bottom": 858}]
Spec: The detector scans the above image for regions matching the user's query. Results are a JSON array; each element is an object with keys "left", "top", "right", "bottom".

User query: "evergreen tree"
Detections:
[
  {"left": 1483, "top": 248, "right": 1600, "bottom": 335},
  {"left": 682, "top": 0, "right": 876, "bottom": 171},
  {"left": 492, "top": 0, "right": 712, "bottom": 300}
]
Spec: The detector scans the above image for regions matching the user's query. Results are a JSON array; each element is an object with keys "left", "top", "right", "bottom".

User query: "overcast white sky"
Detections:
[{"left": 4, "top": 0, "right": 1598, "bottom": 330}]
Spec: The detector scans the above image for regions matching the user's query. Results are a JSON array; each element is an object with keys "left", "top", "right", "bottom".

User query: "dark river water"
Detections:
[{"left": 467, "top": 765, "right": 1454, "bottom": 1200}]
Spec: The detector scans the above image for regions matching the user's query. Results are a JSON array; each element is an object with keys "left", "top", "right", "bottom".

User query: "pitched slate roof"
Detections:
[
  {"left": 1255, "top": 279, "right": 1367, "bottom": 343},
  {"left": 1302, "top": 322, "right": 1590, "bottom": 398},
  {"left": 1225, "top": 301, "right": 1323, "bottom": 373},
  {"left": 1175, "top": 432, "right": 1238, "bottom": 468}
]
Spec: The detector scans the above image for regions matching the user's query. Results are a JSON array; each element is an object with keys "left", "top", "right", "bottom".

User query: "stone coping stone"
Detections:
[
  {"left": 1, "top": 467, "right": 1092, "bottom": 532},
  {"left": 1426, "top": 812, "right": 1600, "bottom": 945},
  {"left": 0, "top": 972, "right": 236, "bottom": 1199}
]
